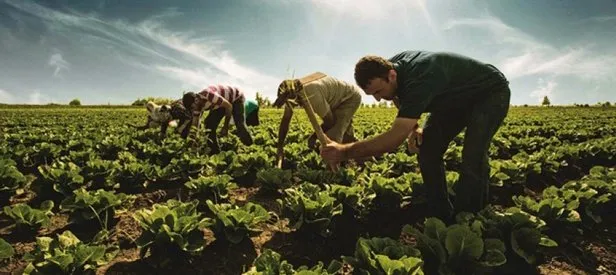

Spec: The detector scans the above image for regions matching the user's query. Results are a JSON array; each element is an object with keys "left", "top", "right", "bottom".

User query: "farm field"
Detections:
[{"left": 0, "top": 106, "right": 615, "bottom": 275}]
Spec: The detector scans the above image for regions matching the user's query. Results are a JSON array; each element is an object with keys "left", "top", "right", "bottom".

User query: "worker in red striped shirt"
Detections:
[{"left": 182, "top": 85, "right": 254, "bottom": 154}]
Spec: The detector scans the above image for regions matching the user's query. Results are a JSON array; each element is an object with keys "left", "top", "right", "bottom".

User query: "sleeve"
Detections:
[{"left": 396, "top": 62, "right": 447, "bottom": 119}]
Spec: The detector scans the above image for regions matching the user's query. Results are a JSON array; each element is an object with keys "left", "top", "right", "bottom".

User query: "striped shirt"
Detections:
[{"left": 192, "top": 85, "right": 244, "bottom": 116}]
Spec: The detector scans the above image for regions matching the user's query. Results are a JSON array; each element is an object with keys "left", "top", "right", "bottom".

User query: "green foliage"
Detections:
[
  {"left": 3, "top": 201, "right": 54, "bottom": 232},
  {"left": 59, "top": 188, "right": 134, "bottom": 226},
  {"left": 243, "top": 249, "right": 343, "bottom": 275},
  {"left": 340, "top": 237, "right": 424, "bottom": 275},
  {"left": 206, "top": 200, "right": 271, "bottom": 244},
  {"left": 133, "top": 199, "right": 213, "bottom": 263},
  {"left": 184, "top": 174, "right": 237, "bottom": 201},
  {"left": 0, "top": 106, "right": 615, "bottom": 274},
  {"left": 23, "top": 230, "right": 118, "bottom": 275},
  {"left": 131, "top": 97, "right": 177, "bottom": 106},
  {"left": 0, "top": 238, "right": 14, "bottom": 260},
  {"left": 68, "top": 99, "right": 81, "bottom": 106},
  {"left": 277, "top": 183, "right": 343, "bottom": 237},
  {"left": 542, "top": 96, "right": 551, "bottom": 106}
]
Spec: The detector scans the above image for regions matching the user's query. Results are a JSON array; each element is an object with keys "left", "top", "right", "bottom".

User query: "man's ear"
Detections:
[{"left": 388, "top": 69, "right": 397, "bottom": 83}]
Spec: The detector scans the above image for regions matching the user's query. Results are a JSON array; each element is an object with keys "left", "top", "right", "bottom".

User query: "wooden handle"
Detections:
[
  {"left": 300, "top": 91, "right": 339, "bottom": 172},
  {"left": 298, "top": 72, "right": 327, "bottom": 85}
]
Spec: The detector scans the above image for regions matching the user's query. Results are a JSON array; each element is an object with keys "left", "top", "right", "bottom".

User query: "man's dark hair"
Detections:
[{"left": 354, "top": 55, "right": 394, "bottom": 89}]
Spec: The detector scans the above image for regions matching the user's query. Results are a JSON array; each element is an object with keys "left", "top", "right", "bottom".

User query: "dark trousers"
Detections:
[
  {"left": 203, "top": 100, "right": 253, "bottom": 154},
  {"left": 418, "top": 85, "right": 511, "bottom": 219},
  {"left": 245, "top": 107, "right": 260, "bottom": 126}
]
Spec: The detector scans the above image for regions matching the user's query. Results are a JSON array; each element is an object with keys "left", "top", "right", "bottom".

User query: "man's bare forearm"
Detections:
[{"left": 344, "top": 130, "right": 403, "bottom": 160}]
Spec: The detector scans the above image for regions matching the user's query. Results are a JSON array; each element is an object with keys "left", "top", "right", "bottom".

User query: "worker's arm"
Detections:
[
  {"left": 276, "top": 105, "right": 293, "bottom": 167},
  {"left": 159, "top": 122, "right": 168, "bottom": 139},
  {"left": 219, "top": 99, "right": 233, "bottom": 136},
  {"left": 320, "top": 117, "right": 418, "bottom": 162},
  {"left": 321, "top": 111, "right": 335, "bottom": 132}
]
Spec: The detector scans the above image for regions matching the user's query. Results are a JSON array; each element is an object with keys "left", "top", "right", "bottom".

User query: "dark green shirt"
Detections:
[
  {"left": 244, "top": 98, "right": 258, "bottom": 115},
  {"left": 391, "top": 51, "right": 508, "bottom": 119}
]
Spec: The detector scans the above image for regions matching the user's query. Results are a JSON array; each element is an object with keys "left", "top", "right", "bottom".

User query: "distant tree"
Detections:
[
  {"left": 542, "top": 96, "right": 551, "bottom": 106},
  {"left": 255, "top": 92, "right": 271, "bottom": 107},
  {"left": 69, "top": 99, "right": 81, "bottom": 106},
  {"left": 602, "top": 101, "right": 612, "bottom": 107},
  {"left": 132, "top": 97, "right": 176, "bottom": 106},
  {"left": 523, "top": 104, "right": 529, "bottom": 107}
]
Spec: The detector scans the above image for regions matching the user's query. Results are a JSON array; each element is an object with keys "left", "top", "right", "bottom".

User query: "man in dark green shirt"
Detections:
[
  {"left": 244, "top": 98, "right": 260, "bottom": 126},
  {"left": 320, "top": 51, "right": 511, "bottom": 220}
]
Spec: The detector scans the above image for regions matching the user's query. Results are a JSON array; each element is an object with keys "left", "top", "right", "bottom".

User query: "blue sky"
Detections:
[{"left": 0, "top": 0, "right": 615, "bottom": 105}]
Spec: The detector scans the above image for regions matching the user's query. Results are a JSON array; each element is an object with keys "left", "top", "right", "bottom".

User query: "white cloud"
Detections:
[
  {"left": 443, "top": 15, "right": 616, "bottom": 82},
  {"left": 3, "top": 0, "right": 279, "bottom": 99},
  {"left": 48, "top": 52, "right": 70, "bottom": 77},
  {"left": 530, "top": 78, "right": 557, "bottom": 103},
  {"left": 0, "top": 88, "right": 15, "bottom": 103},
  {"left": 28, "top": 91, "right": 52, "bottom": 104}
]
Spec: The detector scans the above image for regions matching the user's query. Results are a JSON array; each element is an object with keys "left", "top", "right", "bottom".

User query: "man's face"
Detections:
[{"left": 363, "top": 69, "right": 397, "bottom": 101}]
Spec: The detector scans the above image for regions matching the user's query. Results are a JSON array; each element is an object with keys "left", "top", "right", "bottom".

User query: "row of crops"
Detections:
[{"left": 0, "top": 106, "right": 615, "bottom": 274}]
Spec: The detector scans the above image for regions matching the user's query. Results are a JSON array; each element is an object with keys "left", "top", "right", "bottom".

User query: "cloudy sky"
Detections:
[{"left": 0, "top": 0, "right": 615, "bottom": 105}]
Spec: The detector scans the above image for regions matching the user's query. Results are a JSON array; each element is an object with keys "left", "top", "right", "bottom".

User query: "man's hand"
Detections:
[
  {"left": 407, "top": 127, "right": 423, "bottom": 154},
  {"left": 220, "top": 125, "right": 229, "bottom": 137},
  {"left": 320, "top": 140, "right": 349, "bottom": 164}
]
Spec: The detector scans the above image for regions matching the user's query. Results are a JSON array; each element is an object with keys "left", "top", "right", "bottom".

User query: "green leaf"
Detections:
[
  {"left": 511, "top": 228, "right": 540, "bottom": 264},
  {"left": 0, "top": 238, "right": 15, "bottom": 259},
  {"left": 480, "top": 249, "right": 507, "bottom": 267},
  {"left": 444, "top": 224, "right": 484, "bottom": 261},
  {"left": 483, "top": 238, "right": 506, "bottom": 253},
  {"left": 539, "top": 237, "right": 558, "bottom": 247},
  {"left": 424, "top": 217, "right": 447, "bottom": 241}
]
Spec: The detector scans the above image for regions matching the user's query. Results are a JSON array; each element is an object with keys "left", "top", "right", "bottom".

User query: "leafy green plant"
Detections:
[
  {"left": 132, "top": 199, "right": 212, "bottom": 265},
  {"left": 0, "top": 238, "right": 14, "bottom": 260},
  {"left": 37, "top": 160, "right": 84, "bottom": 196},
  {"left": 22, "top": 230, "right": 118, "bottom": 275},
  {"left": 59, "top": 188, "right": 134, "bottom": 227},
  {"left": 206, "top": 200, "right": 270, "bottom": 244},
  {"left": 277, "top": 183, "right": 343, "bottom": 237},
  {"left": 242, "top": 248, "right": 343, "bottom": 275},
  {"left": 0, "top": 158, "right": 33, "bottom": 197},
  {"left": 3, "top": 201, "right": 54, "bottom": 233},
  {"left": 81, "top": 158, "right": 119, "bottom": 190},
  {"left": 256, "top": 167, "right": 293, "bottom": 194},
  {"left": 228, "top": 151, "right": 272, "bottom": 178},
  {"left": 363, "top": 174, "right": 414, "bottom": 210},
  {"left": 465, "top": 207, "right": 558, "bottom": 265},
  {"left": 184, "top": 174, "right": 237, "bottom": 201},
  {"left": 512, "top": 187, "right": 581, "bottom": 230},
  {"left": 403, "top": 218, "right": 507, "bottom": 274},
  {"left": 339, "top": 237, "right": 424, "bottom": 275},
  {"left": 160, "top": 152, "right": 209, "bottom": 181},
  {"left": 327, "top": 183, "right": 376, "bottom": 218},
  {"left": 295, "top": 168, "right": 341, "bottom": 185}
]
